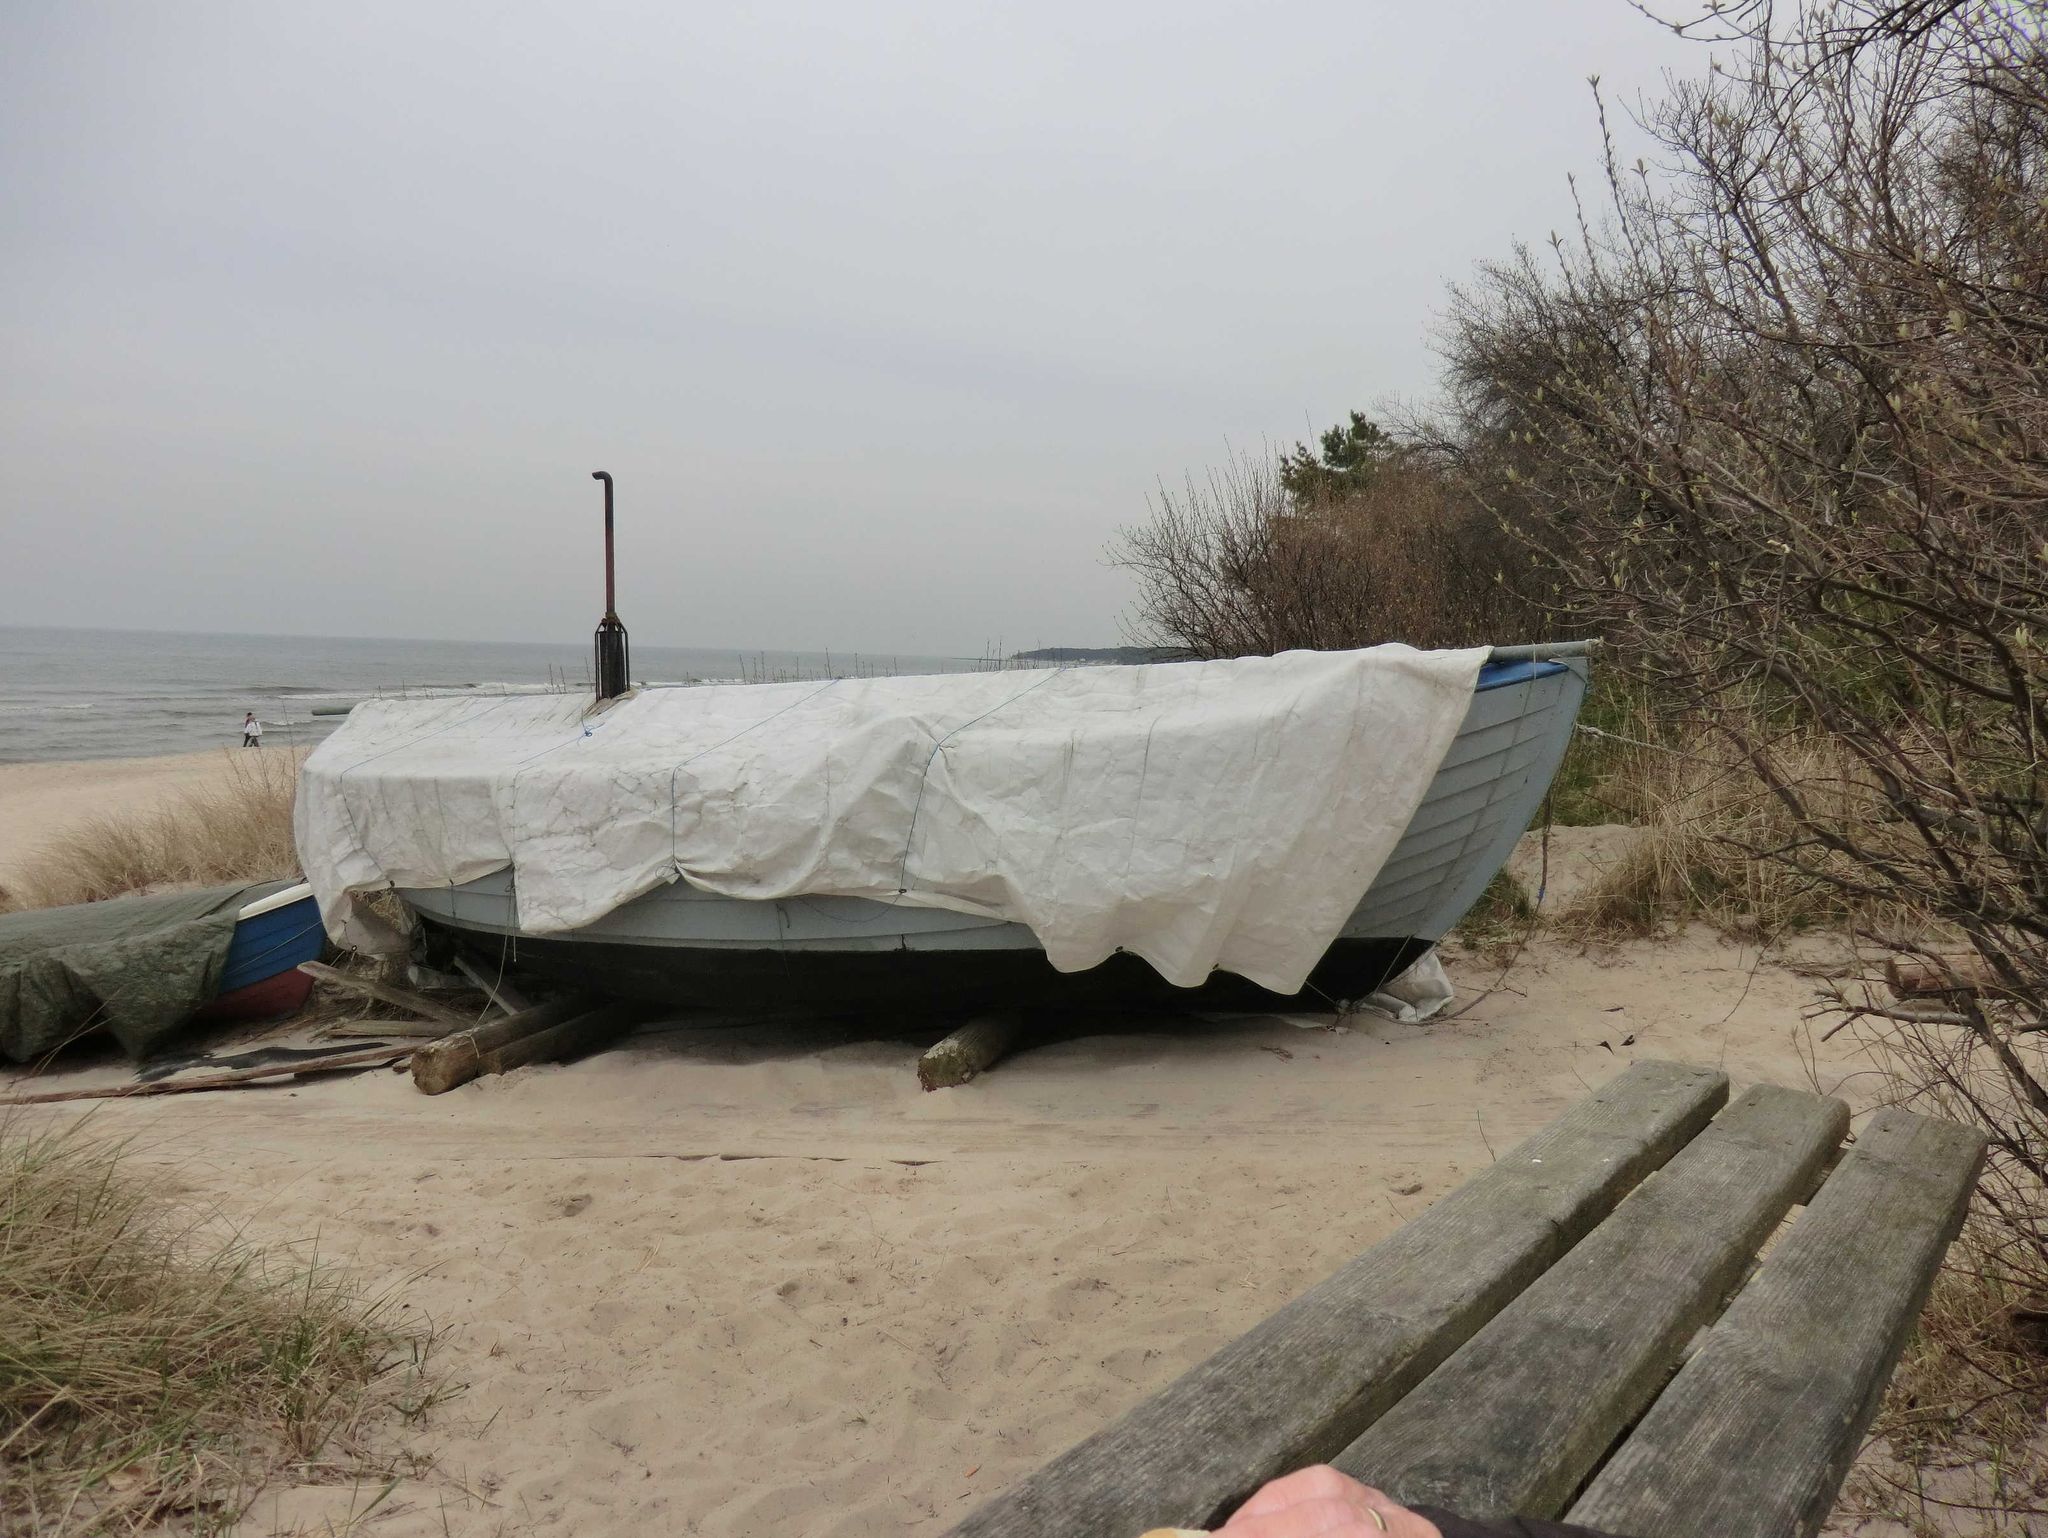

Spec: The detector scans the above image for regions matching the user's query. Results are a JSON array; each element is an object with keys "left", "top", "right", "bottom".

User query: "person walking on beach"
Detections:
[{"left": 241, "top": 711, "right": 262, "bottom": 748}]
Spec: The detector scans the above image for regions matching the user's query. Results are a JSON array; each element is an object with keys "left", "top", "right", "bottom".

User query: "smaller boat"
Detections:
[
  {"left": 0, "top": 878, "right": 327, "bottom": 1063},
  {"left": 191, "top": 882, "right": 326, "bottom": 1023}
]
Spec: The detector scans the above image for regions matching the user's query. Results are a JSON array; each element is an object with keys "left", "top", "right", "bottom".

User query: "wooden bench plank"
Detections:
[
  {"left": 947, "top": 1061, "right": 1729, "bottom": 1538},
  {"left": 1566, "top": 1107, "right": 1985, "bottom": 1538},
  {"left": 1332, "top": 1084, "right": 1848, "bottom": 1518}
]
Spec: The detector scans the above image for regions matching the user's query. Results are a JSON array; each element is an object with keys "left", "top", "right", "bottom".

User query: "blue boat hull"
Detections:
[
  {"left": 219, "top": 895, "right": 326, "bottom": 993},
  {"left": 188, "top": 888, "right": 326, "bottom": 1023}
]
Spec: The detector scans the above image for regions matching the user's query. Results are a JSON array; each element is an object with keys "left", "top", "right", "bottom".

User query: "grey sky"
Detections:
[{"left": 2, "top": 3, "right": 1703, "bottom": 655}]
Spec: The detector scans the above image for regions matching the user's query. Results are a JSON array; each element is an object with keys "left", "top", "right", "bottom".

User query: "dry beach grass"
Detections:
[
  {"left": 0, "top": 751, "right": 302, "bottom": 916},
  {"left": 0, "top": 1123, "right": 443, "bottom": 1535},
  {"left": 1551, "top": 710, "right": 1904, "bottom": 943}
]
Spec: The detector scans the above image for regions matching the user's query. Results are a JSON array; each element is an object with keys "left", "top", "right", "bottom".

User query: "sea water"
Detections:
[{"left": 0, "top": 626, "right": 1002, "bottom": 763}]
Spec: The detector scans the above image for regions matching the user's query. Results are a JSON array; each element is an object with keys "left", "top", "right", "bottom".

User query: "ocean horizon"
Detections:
[{"left": 0, "top": 625, "right": 1011, "bottom": 764}]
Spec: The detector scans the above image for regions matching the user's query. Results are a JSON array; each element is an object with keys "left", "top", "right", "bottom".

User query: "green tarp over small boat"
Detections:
[{"left": 0, "top": 880, "right": 296, "bottom": 1064}]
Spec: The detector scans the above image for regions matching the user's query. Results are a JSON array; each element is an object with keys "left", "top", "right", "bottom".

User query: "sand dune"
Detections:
[{"left": 7, "top": 911, "right": 1873, "bottom": 1535}]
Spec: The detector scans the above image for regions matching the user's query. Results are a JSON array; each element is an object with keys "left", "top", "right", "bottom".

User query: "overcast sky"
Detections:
[{"left": 2, "top": 3, "right": 1706, "bottom": 654}]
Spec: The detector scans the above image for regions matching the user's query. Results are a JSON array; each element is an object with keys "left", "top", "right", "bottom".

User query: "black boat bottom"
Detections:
[{"left": 421, "top": 919, "right": 1433, "bottom": 1019}]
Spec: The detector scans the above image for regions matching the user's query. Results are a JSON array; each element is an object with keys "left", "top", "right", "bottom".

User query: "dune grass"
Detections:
[
  {"left": 0, "top": 1124, "right": 443, "bottom": 1535},
  {"left": 1549, "top": 706, "right": 1894, "bottom": 941},
  {"left": 0, "top": 752, "right": 302, "bottom": 917}
]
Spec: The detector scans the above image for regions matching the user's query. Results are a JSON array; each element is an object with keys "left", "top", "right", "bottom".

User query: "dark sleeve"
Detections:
[{"left": 1411, "top": 1506, "right": 1637, "bottom": 1538}]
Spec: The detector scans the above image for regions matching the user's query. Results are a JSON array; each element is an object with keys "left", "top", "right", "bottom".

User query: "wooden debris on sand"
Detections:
[
  {"left": 1886, "top": 952, "right": 2001, "bottom": 998},
  {"left": 412, "top": 996, "right": 590, "bottom": 1093},
  {"left": 0, "top": 1045, "right": 410, "bottom": 1105},
  {"left": 471, "top": 1000, "right": 645, "bottom": 1080},
  {"left": 315, "top": 1018, "right": 460, "bottom": 1042},
  {"left": 298, "top": 960, "right": 475, "bottom": 1029},
  {"left": 412, "top": 997, "right": 644, "bottom": 1095},
  {"left": 453, "top": 954, "right": 533, "bottom": 1016},
  {"left": 918, "top": 1015, "right": 1021, "bottom": 1091}
]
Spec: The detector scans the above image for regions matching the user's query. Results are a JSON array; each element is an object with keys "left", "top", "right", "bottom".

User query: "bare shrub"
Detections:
[
  {"left": 0, "top": 751, "right": 303, "bottom": 914},
  {"left": 1443, "top": 3, "right": 2047, "bottom": 1134},
  {"left": 1440, "top": 0, "right": 2048, "bottom": 1495},
  {"left": 0, "top": 1124, "right": 443, "bottom": 1533},
  {"left": 1110, "top": 450, "right": 1552, "bottom": 658}
]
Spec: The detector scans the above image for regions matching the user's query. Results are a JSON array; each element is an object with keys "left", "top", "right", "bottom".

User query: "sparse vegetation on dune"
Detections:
[
  {"left": 0, "top": 1125, "right": 443, "bottom": 1535},
  {"left": 0, "top": 752, "right": 302, "bottom": 917},
  {"left": 1840, "top": 1230, "right": 2048, "bottom": 1532},
  {"left": 1551, "top": 706, "right": 1918, "bottom": 942}
]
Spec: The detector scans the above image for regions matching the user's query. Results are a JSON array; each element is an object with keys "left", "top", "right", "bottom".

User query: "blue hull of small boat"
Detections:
[{"left": 219, "top": 894, "right": 325, "bottom": 994}]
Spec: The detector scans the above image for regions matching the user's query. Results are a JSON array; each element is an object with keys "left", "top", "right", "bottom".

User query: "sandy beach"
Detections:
[{"left": 0, "top": 753, "right": 1891, "bottom": 1536}]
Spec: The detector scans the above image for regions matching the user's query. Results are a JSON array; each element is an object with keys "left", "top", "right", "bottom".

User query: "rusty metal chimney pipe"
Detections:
[
  {"left": 590, "top": 471, "right": 629, "bottom": 700},
  {"left": 593, "top": 470, "right": 616, "bottom": 617}
]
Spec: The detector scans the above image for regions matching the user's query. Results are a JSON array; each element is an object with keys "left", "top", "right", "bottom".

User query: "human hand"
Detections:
[{"left": 1214, "top": 1465, "right": 1442, "bottom": 1538}]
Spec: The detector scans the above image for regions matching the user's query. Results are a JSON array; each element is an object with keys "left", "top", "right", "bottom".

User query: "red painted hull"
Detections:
[{"left": 189, "top": 967, "right": 315, "bottom": 1025}]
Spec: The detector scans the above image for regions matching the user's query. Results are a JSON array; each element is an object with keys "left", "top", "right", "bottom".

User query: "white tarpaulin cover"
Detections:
[{"left": 294, "top": 645, "right": 1488, "bottom": 992}]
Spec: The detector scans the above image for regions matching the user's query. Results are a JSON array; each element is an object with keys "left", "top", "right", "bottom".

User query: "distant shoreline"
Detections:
[
  {"left": 0, "top": 627, "right": 1002, "bottom": 766},
  {"left": 1009, "top": 645, "right": 1177, "bottom": 665}
]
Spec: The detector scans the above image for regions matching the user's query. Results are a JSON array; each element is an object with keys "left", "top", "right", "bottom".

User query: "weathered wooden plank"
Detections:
[
  {"left": 1333, "top": 1084, "right": 1849, "bottom": 1518},
  {"left": 316, "top": 1018, "right": 460, "bottom": 1042},
  {"left": 947, "top": 1061, "right": 1729, "bottom": 1538},
  {"left": 1567, "top": 1107, "right": 1985, "bottom": 1538},
  {"left": 0, "top": 1044, "right": 409, "bottom": 1104},
  {"left": 298, "top": 960, "right": 473, "bottom": 1028},
  {"left": 453, "top": 954, "right": 534, "bottom": 1016}
]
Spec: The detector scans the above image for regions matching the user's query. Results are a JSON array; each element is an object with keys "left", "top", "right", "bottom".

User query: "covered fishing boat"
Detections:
[
  {"left": 295, "top": 643, "right": 1588, "bottom": 1014},
  {"left": 0, "top": 880, "right": 324, "bottom": 1063}
]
